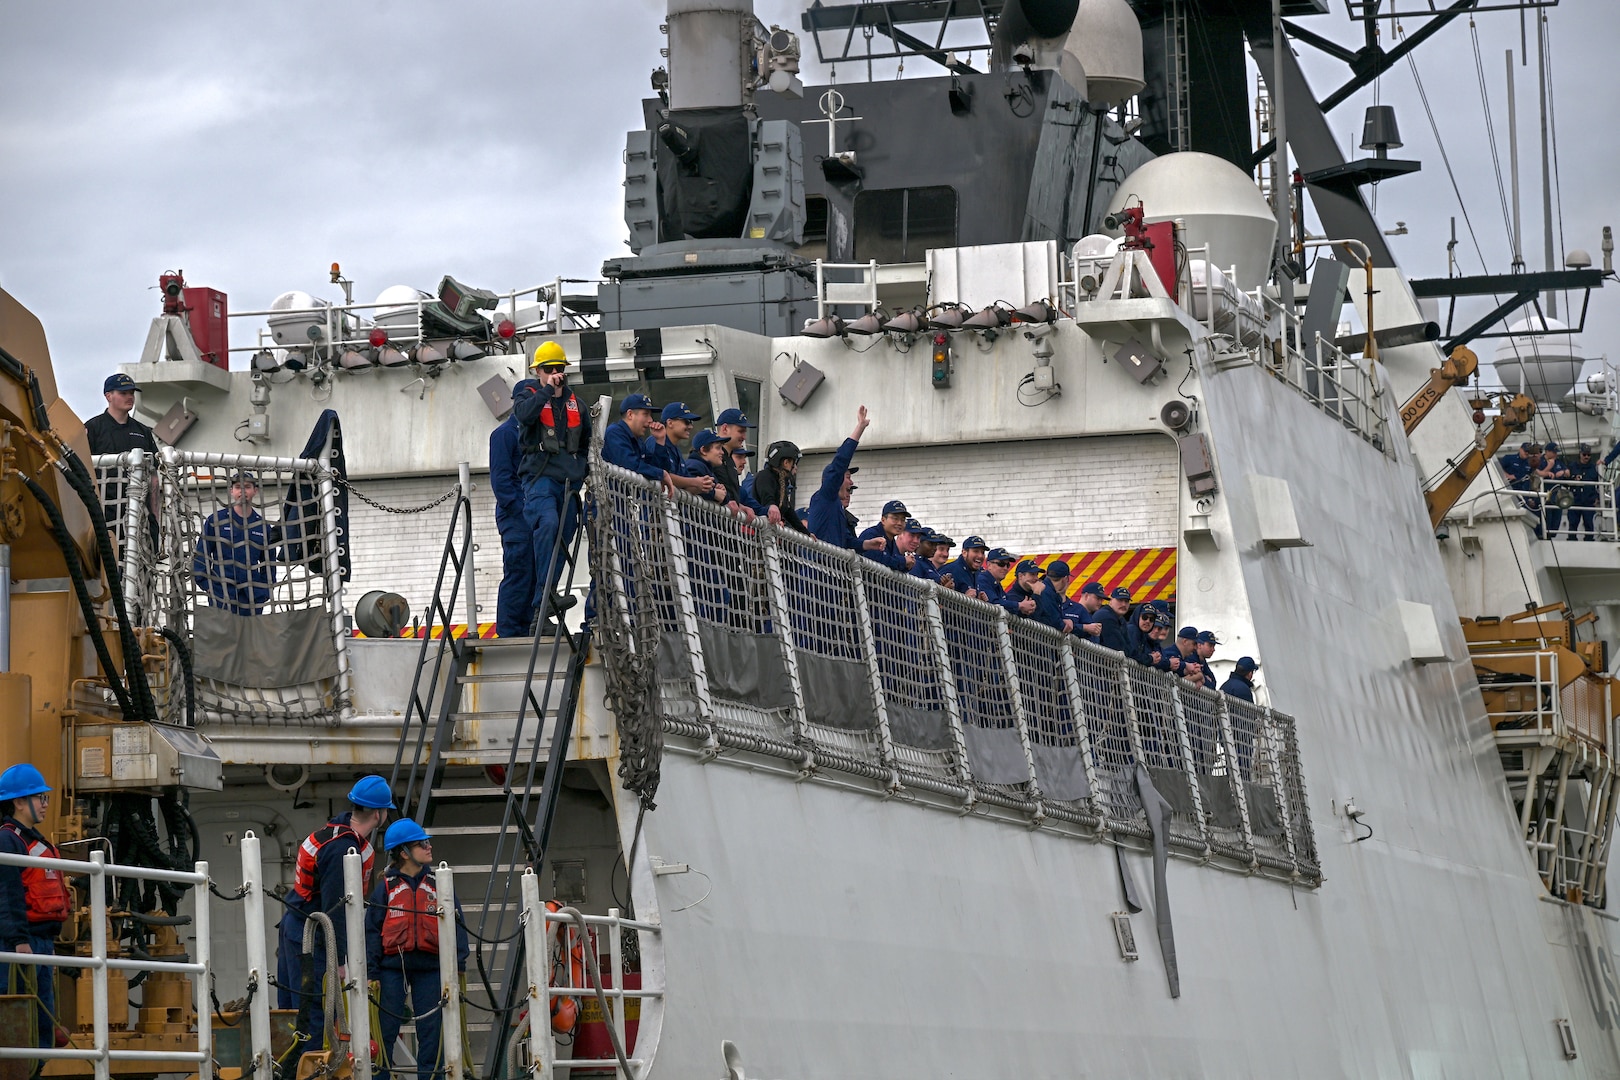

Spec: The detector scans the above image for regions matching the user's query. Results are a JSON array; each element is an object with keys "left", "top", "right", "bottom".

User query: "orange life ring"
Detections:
[{"left": 546, "top": 900, "right": 586, "bottom": 1035}]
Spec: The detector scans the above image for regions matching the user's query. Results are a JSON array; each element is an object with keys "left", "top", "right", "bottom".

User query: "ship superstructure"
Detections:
[{"left": 10, "top": 0, "right": 1620, "bottom": 1076}]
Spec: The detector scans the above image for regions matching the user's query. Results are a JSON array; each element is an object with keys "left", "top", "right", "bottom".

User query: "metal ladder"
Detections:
[
  {"left": 1163, "top": 0, "right": 1190, "bottom": 153},
  {"left": 387, "top": 479, "right": 596, "bottom": 1074}
]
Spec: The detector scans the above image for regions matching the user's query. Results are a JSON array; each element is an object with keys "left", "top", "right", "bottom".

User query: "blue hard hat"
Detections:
[
  {"left": 620, "top": 393, "right": 655, "bottom": 414},
  {"left": 0, "top": 764, "right": 51, "bottom": 802},
  {"left": 383, "top": 819, "right": 431, "bottom": 851},
  {"left": 348, "top": 775, "right": 397, "bottom": 810}
]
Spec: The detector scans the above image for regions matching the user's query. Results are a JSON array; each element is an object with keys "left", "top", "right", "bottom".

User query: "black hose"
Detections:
[
  {"left": 56, "top": 450, "right": 159, "bottom": 722},
  {"left": 121, "top": 910, "right": 192, "bottom": 927},
  {"left": 158, "top": 627, "right": 195, "bottom": 727},
  {"left": 17, "top": 474, "right": 135, "bottom": 717}
]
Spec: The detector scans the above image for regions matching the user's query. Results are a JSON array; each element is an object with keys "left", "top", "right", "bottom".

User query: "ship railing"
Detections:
[
  {"left": 1478, "top": 648, "right": 1614, "bottom": 752},
  {"left": 0, "top": 849, "right": 214, "bottom": 1078},
  {"left": 811, "top": 259, "right": 929, "bottom": 319},
  {"left": 1525, "top": 478, "right": 1619, "bottom": 542},
  {"left": 517, "top": 871, "right": 664, "bottom": 1080},
  {"left": 590, "top": 459, "right": 1320, "bottom": 885},
  {"left": 95, "top": 446, "right": 352, "bottom": 725}
]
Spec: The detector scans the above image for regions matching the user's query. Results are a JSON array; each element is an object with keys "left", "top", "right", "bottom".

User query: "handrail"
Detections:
[{"left": 0, "top": 851, "right": 213, "bottom": 1079}]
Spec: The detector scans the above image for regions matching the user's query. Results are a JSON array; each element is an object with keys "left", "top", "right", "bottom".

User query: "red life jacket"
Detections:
[
  {"left": 0, "top": 822, "right": 71, "bottom": 924},
  {"left": 538, "top": 393, "right": 585, "bottom": 455},
  {"left": 380, "top": 871, "right": 440, "bottom": 956},
  {"left": 291, "top": 820, "right": 375, "bottom": 904}
]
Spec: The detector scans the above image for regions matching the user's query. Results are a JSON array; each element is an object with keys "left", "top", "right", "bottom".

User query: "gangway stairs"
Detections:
[{"left": 385, "top": 476, "right": 595, "bottom": 1073}]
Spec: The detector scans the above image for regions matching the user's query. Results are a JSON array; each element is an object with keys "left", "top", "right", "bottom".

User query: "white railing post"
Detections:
[
  {"left": 607, "top": 908, "right": 626, "bottom": 1079},
  {"left": 90, "top": 851, "right": 110, "bottom": 1080},
  {"left": 342, "top": 851, "right": 370, "bottom": 1080},
  {"left": 195, "top": 860, "right": 214, "bottom": 1080},
  {"left": 436, "top": 863, "right": 464, "bottom": 1080},
  {"left": 458, "top": 461, "right": 478, "bottom": 635},
  {"left": 241, "top": 833, "right": 274, "bottom": 1080},
  {"left": 319, "top": 440, "right": 355, "bottom": 719},
  {"left": 521, "top": 870, "right": 553, "bottom": 1079}
]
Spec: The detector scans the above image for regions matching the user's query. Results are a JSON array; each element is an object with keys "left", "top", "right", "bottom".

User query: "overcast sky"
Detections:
[{"left": 2, "top": 0, "right": 1615, "bottom": 421}]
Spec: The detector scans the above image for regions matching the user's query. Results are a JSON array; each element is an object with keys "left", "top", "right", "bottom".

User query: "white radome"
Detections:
[
  {"left": 1492, "top": 316, "right": 1586, "bottom": 403},
  {"left": 1065, "top": 0, "right": 1145, "bottom": 107},
  {"left": 1107, "top": 151, "right": 1277, "bottom": 288}
]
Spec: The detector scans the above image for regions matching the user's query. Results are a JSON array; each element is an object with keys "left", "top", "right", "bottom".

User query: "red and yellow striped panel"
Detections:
[
  {"left": 998, "top": 547, "right": 1177, "bottom": 604},
  {"left": 352, "top": 622, "right": 498, "bottom": 640}
]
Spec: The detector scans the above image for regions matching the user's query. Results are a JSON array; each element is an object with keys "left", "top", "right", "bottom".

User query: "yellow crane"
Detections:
[
  {"left": 1423, "top": 391, "right": 1536, "bottom": 529},
  {"left": 1399, "top": 345, "right": 1478, "bottom": 435}
]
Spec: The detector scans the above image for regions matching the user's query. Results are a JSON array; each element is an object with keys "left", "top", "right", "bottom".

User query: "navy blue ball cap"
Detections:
[
  {"left": 716, "top": 408, "right": 757, "bottom": 428},
  {"left": 882, "top": 499, "right": 909, "bottom": 516},
  {"left": 1110, "top": 586, "right": 1132, "bottom": 601},
  {"left": 104, "top": 373, "right": 138, "bottom": 393},
  {"left": 986, "top": 547, "right": 1016, "bottom": 563},
  {"left": 1016, "top": 558, "right": 1043, "bottom": 575},
  {"left": 1520, "top": 441, "right": 1535, "bottom": 451},
  {"left": 1047, "top": 560, "right": 1071, "bottom": 578},
  {"left": 930, "top": 532, "right": 956, "bottom": 547},
  {"left": 1177, "top": 625, "right": 1199, "bottom": 640},
  {"left": 961, "top": 535, "right": 988, "bottom": 551},
  {"left": 732, "top": 445, "right": 756, "bottom": 458},
  {"left": 1235, "top": 656, "right": 1260, "bottom": 672},
  {"left": 661, "top": 401, "right": 701, "bottom": 422},
  {"left": 1196, "top": 630, "right": 1221, "bottom": 645},
  {"left": 1544, "top": 441, "right": 1559, "bottom": 453},
  {"left": 1080, "top": 581, "right": 1106, "bottom": 597},
  {"left": 903, "top": 518, "right": 928, "bottom": 534},
  {"left": 1153, "top": 612, "right": 1173, "bottom": 628},
  {"left": 620, "top": 392, "right": 655, "bottom": 414},
  {"left": 1580, "top": 444, "right": 1593, "bottom": 454},
  {"left": 692, "top": 429, "right": 728, "bottom": 451}
]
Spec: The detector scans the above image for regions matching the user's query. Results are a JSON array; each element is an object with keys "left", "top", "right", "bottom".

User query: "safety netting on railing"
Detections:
[
  {"left": 590, "top": 459, "right": 1319, "bottom": 883},
  {"left": 99, "top": 448, "right": 351, "bottom": 725}
]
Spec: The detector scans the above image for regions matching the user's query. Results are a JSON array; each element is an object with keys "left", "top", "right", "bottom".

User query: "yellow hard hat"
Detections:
[{"left": 531, "top": 341, "right": 568, "bottom": 369}]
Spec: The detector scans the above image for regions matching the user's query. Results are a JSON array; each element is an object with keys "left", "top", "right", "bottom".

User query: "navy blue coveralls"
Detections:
[
  {"left": 975, "top": 568, "right": 1007, "bottom": 604},
  {"left": 490, "top": 415, "right": 533, "bottom": 637},
  {"left": 365, "top": 866, "right": 470, "bottom": 1080},
  {"left": 1540, "top": 454, "right": 1571, "bottom": 535},
  {"left": 1568, "top": 456, "right": 1601, "bottom": 539},
  {"left": 276, "top": 814, "right": 370, "bottom": 1053},
  {"left": 192, "top": 506, "right": 276, "bottom": 615},
  {"left": 1220, "top": 674, "right": 1255, "bottom": 702},
  {"left": 1125, "top": 619, "right": 1162, "bottom": 666},
  {"left": 645, "top": 433, "right": 687, "bottom": 476},
  {"left": 806, "top": 438, "right": 860, "bottom": 550},
  {"left": 603, "top": 420, "right": 668, "bottom": 484},
  {"left": 0, "top": 817, "right": 65, "bottom": 1051},
  {"left": 857, "top": 525, "right": 909, "bottom": 572},
  {"left": 514, "top": 379, "right": 591, "bottom": 605},
  {"left": 1094, "top": 606, "right": 1130, "bottom": 653}
]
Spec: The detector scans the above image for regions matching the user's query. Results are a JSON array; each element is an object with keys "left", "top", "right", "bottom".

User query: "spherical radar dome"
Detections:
[
  {"left": 1064, "top": 0, "right": 1144, "bottom": 107},
  {"left": 1106, "top": 152, "right": 1277, "bottom": 287},
  {"left": 1492, "top": 316, "right": 1586, "bottom": 403}
]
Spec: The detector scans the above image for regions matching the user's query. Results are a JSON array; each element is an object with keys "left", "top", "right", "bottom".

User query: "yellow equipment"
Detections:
[
  {"left": 1422, "top": 391, "right": 1536, "bottom": 529},
  {"left": 1399, "top": 345, "right": 1478, "bottom": 436},
  {"left": 1, "top": 286, "right": 225, "bottom": 1076}
]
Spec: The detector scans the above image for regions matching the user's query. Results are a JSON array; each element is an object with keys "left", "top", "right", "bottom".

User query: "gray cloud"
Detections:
[{"left": 1, "top": 0, "right": 1614, "bottom": 421}]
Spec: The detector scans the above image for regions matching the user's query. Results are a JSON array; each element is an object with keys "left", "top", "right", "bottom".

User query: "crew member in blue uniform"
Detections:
[
  {"left": 365, "top": 820, "right": 469, "bottom": 1080},
  {"left": 1221, "top": 656, "right": 1260, "bottom": 702},
  {"left": 938, "top": 536, "right": 987, "bottom": 598},
  {"left": 1500, "top": 441, "right": 1539, "bottom": 535},
  {"left": 1567, "top": 444, "right": 1601, "bottom": 540},
  {"left": 806, "top": 407, "right": 870, "bottom": 549},
  {"left": 646, "top": 401, "right": 701, "bottom": 475},
  {"left": 1161, "top": 626, "right": 1199, "bottom": 674},
  {"left": 1000, "top": 560, "right": 1069, "bottom": 630},
  {"left": 192, "top": 471, "right": 277, "bottom": 615},
  {"left": 1125, "top": 604, "right": 1161, "bottom": 666},
  {"left": 1093, "top": 587, "right": 1133, "bottom": 652},
  {"left": 1194, "top": 630, "right": 1221, "bottom": 688},
  {"left": 514, "top": 343, "right": 590, "bottom": 623},
  {"left": 924, "top": 533, "right": 955, "bottom": 581},
  {"left": 712, "top": 409, "right": 766, "bottom": 520},
  {"left": 277, "top": 776, "right": 394, "bottom": 1076},
  {"left": 1071, "top": 581, "right": 1106, "bottom": 642},
  {"left": 1043, "top": 561, "right": 1089, "bottom": 635},
  {"left": 976, "top": 548, "right": 1016, "bottom": 603},
  {"left": 1536, "top": 442, "right": 1570, "bottom": 537},
  {"left": 490, "top": 407, "right": 534, "bottom": 637},
  {"left": 732, "top": 445, "right": 757, "bottom": 496},
  {"left": 603, "top": 393, "right": 717, "bottom": 496},
  {"left": 859, "top": 500, "right": 915, "bottom": 572}
]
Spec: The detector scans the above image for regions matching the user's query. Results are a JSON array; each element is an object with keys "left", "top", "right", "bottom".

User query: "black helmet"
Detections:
[{"left": 766, "top": 440, "right": 801, "bottom": 468}]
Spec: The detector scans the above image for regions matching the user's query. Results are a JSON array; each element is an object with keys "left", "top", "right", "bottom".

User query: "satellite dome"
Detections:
[
  {"left": 267, "top": 290, "right": 332, "bottom": 347},
  {"left": 1065, "top": 0, "right": 1144, "bottom": 106},
  {"left": 1492, "top": 316, "right": 1586, "bottom": 404},
  {"left": 374, "top": 285, "right": 432, "bottom": 332},
  {"left": 1072, "top": 233, "right": 1115, "bottom": 259},
  {"left": 1107, "top": 152, "right": 1277, "bottom": 287}
]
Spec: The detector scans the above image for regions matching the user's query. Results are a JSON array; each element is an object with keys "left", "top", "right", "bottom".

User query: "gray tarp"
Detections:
[
  {"left": 886, "top": 705, "right": 952, "bottom": 751},
  {"left": 963, "top": 724, "right": 1028, "bottom": 785},
  {"left": 696, "top": 623, "right": 794, "bottom": 711},
  {"left": 1031, "top": 742, "right": 1092, "bottom": 802},
  {"left": 1134, "top": 763, "right": 1181, "bottom": 999},
  {"left": 192, "top": 606, "right": 338, "bottom": 689},
  {"left": 794, "top": 652, "right": 877, "bottom": 731}
]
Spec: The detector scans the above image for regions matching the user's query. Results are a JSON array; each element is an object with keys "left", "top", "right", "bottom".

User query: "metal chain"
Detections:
[{"left": 334, "top": 475, "right": 462, "bottom": 515}]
